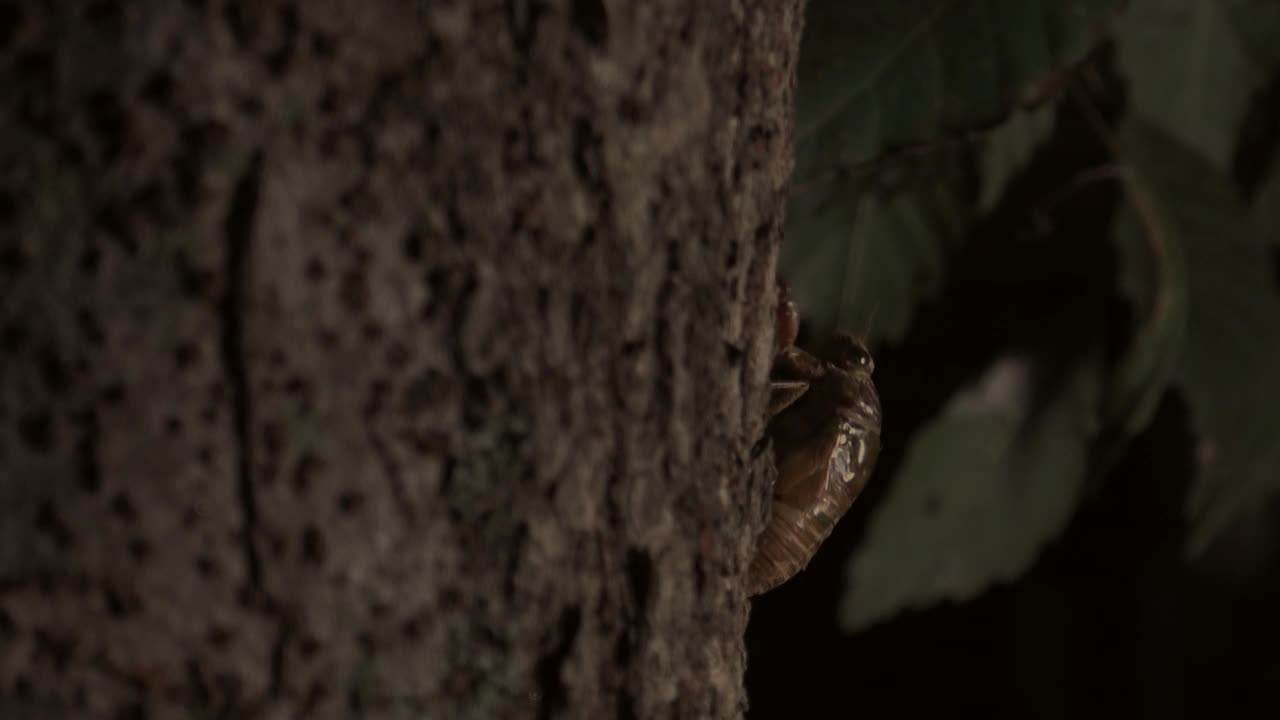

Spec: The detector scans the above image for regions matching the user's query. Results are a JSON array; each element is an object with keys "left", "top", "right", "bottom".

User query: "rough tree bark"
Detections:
[{"left": 0, "top": 1, "right": 803, "bottom": 718}]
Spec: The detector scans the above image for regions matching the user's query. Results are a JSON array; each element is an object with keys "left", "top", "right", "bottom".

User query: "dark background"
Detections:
[{"left": 745, "top": 49, "right": 1280, "bottom": 719}]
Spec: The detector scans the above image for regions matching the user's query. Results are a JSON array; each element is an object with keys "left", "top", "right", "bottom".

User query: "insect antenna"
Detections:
[{"left": 860, "top": 301, "right": 880, "bottom": 345}]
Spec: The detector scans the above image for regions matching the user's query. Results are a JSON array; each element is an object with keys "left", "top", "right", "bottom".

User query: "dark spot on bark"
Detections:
[
  {"left": 571, "top": 117, "right": 602, "bottom": 183},
  {"left": 236, "top": 94, "right": 264, "bottom": 117},
  {"left": 201, "top": 405, "right": 219, "bottom": 425},
  {"left": 304, "top": 256, "right": 326, "bottom": 282},
  {"left": 291, "top": 452, "right": 321, "bottom": 496},
  {"left": 35, "top": 500, "right": 74, "bottom": 548},
  {"left": 207, "top": 625, "right": 233, "bottom": 649},
  {"left": 618, "top": 96, "right": 642, "bottom": 123},
  {"left": 59, "top": 138, "right": 87, "bottom": 167},
  {"left": 336, "top": 490, "right": 364, "bottom": 514},
  {"left": 617, "top": 686, "right": 640, "bottom": 720},
  {"left": 268, "top": 532, "right": 286, "bottom": 557},
  {"left": 128, "top": 538, "right": 152, "bottom": 562},
  {"left": 0, "top": 243, "right": 26, "bottom": 274},
  {"left": 461, "top": 376, "right": 490, "bottom": 429},
  {"left": 0, "top": 2, "right": 23, "bottom": 50},
  {"left": 14, "top": 674, "right": 32, "bottom": 698},
  {"left": 311, "top": 31, "right": 337, "bottom": 57},
  {"left": 439, "top": 587, "right": 462, "bottom": 610},
  {"left": 405, "top": 429, "right": 449, "bottom": 456},
  {"left": 223, "top": 2, "right": 252, "bottom": 47},
  {"left": 76, "top": 308, "right": 105, "bottom": 345},
  {"left": 84, "top": 91, "right": 126, "bottom": 163},
  {"left": 175, "top": 252, "right": 215, "bottom": 299},
  {"left": 18, "top": 411, "right": 54, "bottom": 452},
  {"left": 110, "top": 492, "right": 137, "bottom": 523},
  {"left": 95, "top": 203, "right": 135, "bottom": 254},
  {"left": 185, "top": 658, "right": 213, "bottom": 709},
  {"left": 0, "top": 322, "right": 25, "bottom": 351},
  {"left": 402, "top": 230, "right": 423, "bottom": 261},
  {"left": 385, "top": 341, "right": 410, "bottom": 370},
  {"left": 0, "top": 606, "right": 14, "bottom": 639},
  {"left": 13, "top": 47, "right": 52, "bottom": 89},
  {"left": 303, "top": 681, "right": 328, "bottom": 714},
  {"left": 502, "top": 126, "right": 526, "bottom": 168},
  {"left": 356, "top": 631, "right": 374, "bottom": 652},
  {"left": 570, "top": 0, "right": 608, "bottom": 47},
  {"left": 258, "top": 460, "right": 279, "bottom": 486},
  {"left": 100, "top": 382, "right": 125, "bottom": 406},
  {"left": 504, "top": 523, "right": 529, "bottom": 599},
  {"left": 724, "top": 341, "right": 743, "bottom": 364},
  {"left": 298, "top": 635, "right": 320, "bottom": 657},
  {"left": 506, "top": 0, "right": 547, "bottom": 54},
  {"left": 84, "top": 0, "right": 122, "bottom": 32},
  {"left": 76, "top": 411, "right": 101, "bottom": 491},
  {"left": 317, "top": 128, "right": 339, "bottom": 157},
  {"left": 114, "top": 702, "right": 145, "bottom": 720},
  {"left": 37, "top": 344, "right": 69, "bottom": 395},
  {"left": 402, "top": 368, "right": 453, "bottom": 412},
  {"left": 316, "top": 328, "right": 339, "bottom": 349},
  {"left": 195, "top": 554, "right": 217, "bottom": 578},
  {"left": 164, "top": 416, "right": 182, "bottom": 435},
  {"left": 401, "top": 616, "right": 421, "bottom": 639},
  {"left": 264, "top": 4, "right": 299, "bottom": 75},
  {"left": 198, "top": 445, "right": 215, "bottom": 467},
  {"left": 261, "top": 421, "right": 283, "bottom": 456},
  {"left": 364, "top": 379, "right": 389, "bottom": 417},
  {"left": 139, "top": 69, "right": 174, "bottom": 106},
  {"left": 174, "top": 341, "right": 201, "bottom": 370},
  {"left": 103, "top": 586, "right": 128, "bottom": 618},
  {"left": 174, "top": 148, "right": 204, "bottom": 207},
  {"left": 362, "top": 321, "right": 383, "bottom": 342},
  {"left": 0, "top": 194, "right": 17, "bottom": 233},
  {"left": 34, "top": 627, "right": 77, "bottom": 672},
  {"left": 625, "top": 547, "right": 653, "bottom": 611},
  {"left": 535, "top": 605, "right": 580, "bottom": 720},
  {"left": 283, "top": 375, "right": 309, "bottom": 396},
  {"left": 78, "top": 244, "right": 101, "bottom": 275},
  {"left": 301, "top": 525, "right": 325, "bottom": 565}
]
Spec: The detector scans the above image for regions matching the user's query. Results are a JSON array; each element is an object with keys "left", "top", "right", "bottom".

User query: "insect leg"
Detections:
[{"left": 768, "top": 380, "right": 809, "bottom": 417}]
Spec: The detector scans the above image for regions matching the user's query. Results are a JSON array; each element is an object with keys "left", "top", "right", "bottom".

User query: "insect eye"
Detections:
[{"left": 831, "top": 335, "right": 874, "bottom": 373}]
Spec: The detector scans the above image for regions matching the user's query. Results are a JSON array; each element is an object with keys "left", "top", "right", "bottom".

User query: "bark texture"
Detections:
[{"left": 0, "top": 1, "right": 803, "bottom": 717}]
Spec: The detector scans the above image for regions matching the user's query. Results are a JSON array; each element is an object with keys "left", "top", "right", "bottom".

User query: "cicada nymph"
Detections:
[{"left": 747, "top": 285, "right": 882, "bottom": 596}]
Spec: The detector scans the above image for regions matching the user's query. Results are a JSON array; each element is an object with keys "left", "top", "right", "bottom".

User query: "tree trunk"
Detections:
[{"left": 0, "top": 1, "right": 802, "bottom": 717}]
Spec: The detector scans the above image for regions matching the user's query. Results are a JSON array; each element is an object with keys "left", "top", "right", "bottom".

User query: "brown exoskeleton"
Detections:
[{"left": 748, "top": 284, "right": 882, "bottom": 596}]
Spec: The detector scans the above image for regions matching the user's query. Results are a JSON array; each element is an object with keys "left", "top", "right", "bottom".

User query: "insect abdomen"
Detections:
[{"left": 748, "top": 415, "right": 880, "bottom": 596}]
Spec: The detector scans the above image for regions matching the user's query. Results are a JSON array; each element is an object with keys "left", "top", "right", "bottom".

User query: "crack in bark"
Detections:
[
  {"left": 268, "top": 619, "right": 291, "bottom": 698},
  {"left": 221, "top": 149, "right": 293, "bottom": 707},
  {"left": 534, "top": 604, "right": 581, "bottom": 720},
  {"left": 367, "top": 426, "right": 416, "bottom": 527},
  {"left": 220, "top": 148, "right": 265, "bottom": 592}
]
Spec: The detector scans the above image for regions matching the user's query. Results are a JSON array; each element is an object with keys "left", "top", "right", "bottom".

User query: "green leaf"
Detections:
[
  {"left": 1115, "top": 0, "right": 1280, "bottom": 169},
  {"left": 1251, "top": 157, "right": 1280, "bottom": 247},
  {"left": 978, "top": 105, "right": 1057, "bottom": 211},
  {"left": 1104, "top": 188, "right": 1188, "bottom": 439},
  {"left": 795, "top": 0, "right": 1120, "bottom": 182},
  {"left": 840, "top": 351, "right": 1104, "bottom": 632},
  {"left": 781, "top": 173, "right": 968, "bottom": 346},
  {"left": 1118, "top": 119, "right": 1280, "bottom": 554}
]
